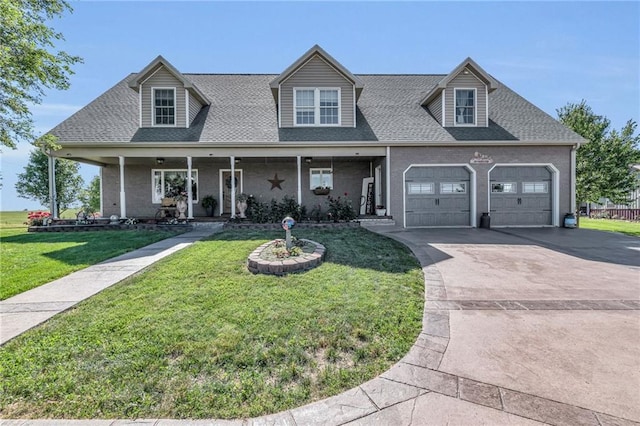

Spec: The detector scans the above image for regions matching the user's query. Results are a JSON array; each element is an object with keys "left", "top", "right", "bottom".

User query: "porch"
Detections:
[{"left": 50, "top": 147, "right": 391, "bottom": 221}]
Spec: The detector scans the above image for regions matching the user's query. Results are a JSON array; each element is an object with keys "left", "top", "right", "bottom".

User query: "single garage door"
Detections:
[
  {"left": 490, "top": 166, "right": 552, "bottom": 226},
  {"left": 405, "top": 166, "right": 471, "bottom": 226}
]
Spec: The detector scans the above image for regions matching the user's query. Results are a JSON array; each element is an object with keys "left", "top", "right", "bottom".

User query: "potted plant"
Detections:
[
  {"left": 201, "top": 195, "right": 217, "bottom": 217},
  {"left": 313, "top": 186, "right": 330, "bottom": 195},
  {"left": 375, "top": 205, "right": 387, "bottom": 216}
]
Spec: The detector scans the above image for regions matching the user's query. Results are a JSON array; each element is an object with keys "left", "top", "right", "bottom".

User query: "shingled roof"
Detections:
[{"left": 49, "top": 73, "right": 584, "bottom": 144}]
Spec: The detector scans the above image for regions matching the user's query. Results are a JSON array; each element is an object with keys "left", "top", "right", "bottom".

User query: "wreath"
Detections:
[{"left": 225, "top": 176, "right": 238, "bottom": 189}]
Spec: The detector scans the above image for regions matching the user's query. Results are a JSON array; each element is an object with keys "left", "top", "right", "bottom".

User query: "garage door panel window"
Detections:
[
  {"left": 491, "top": 182, "right": 517, "bottom": 193},
  {"left": 407, "top": 182, "right": 434, "bottom": 195},
  {"left": 523, "top": 182, "right": 548, "bottom": 193},
  {"left": 440, "top": 182, "right": 466, "bottom": 194}
]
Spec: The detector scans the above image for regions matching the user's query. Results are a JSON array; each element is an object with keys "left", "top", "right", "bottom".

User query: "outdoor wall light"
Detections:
[
  {"left": 235, "top": 157, "right": 242, "bottom": 163},
  {"left": 304, "top": 157, "right": 312, "bottom": 164},
  {"left": 156, "top": 158, "right": 164, "bottom": 165}
]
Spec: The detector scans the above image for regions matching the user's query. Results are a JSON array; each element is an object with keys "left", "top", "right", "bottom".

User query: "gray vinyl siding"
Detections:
[
  {"left": 141, "top": 66, "right": 187, "bottom": 127},
  {"left": 280, "top": 55, "right": 355, "bottom": 128},
  {"left": 189, "top": 92, "right": 203, "bottom": 125},
  {"left": 444, "top": 72, "right": 487, "bottom": 127},
  {"left": 428, "top": 93, "right": 443, "bottom": 125}
]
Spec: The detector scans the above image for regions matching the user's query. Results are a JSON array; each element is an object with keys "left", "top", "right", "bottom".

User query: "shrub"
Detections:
[
  {"left": 327, "top": 194, "right": 357, "bottom": 222},
  {"left": 26, "top": 211, "right": 51, "bottom": 226},
  {"left": 246, "top": 196, "right": 307, "bottom": 224}
]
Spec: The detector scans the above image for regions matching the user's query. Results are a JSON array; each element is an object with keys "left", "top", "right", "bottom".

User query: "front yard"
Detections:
[{"left": 0, "top": 228, "right": 424, "bottom": 419}]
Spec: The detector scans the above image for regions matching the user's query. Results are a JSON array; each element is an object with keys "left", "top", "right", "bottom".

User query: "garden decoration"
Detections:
[
  {"left": 281, "top": 216, "right": 295, "bottom": 249},
  {"left": 268, "top": 173, "right": 284, "bottom": 190}
]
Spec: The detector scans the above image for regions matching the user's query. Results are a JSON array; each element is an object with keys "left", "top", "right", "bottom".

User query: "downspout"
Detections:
[
  {"left": 230, "top": 156, "right": 236, "bottom": 218},
  {"left": 119, "top": 156, "right": 126, "bottom": 218},
  {"left": 187, "top": 156, "right": 193, "bottom": 219}
]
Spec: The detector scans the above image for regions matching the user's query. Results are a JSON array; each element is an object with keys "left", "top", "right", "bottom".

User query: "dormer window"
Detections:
[
  {"left": 153, "top": 88, "right": 176, "bottom": 126},
  {"left": 294, "top": 88, "right": 341, "bottom": 126},
  {"left": 455, "top": 88, "right": 476, "bottom": 126}
]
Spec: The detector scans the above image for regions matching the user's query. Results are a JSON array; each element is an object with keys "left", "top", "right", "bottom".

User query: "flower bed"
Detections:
[{"left": 247, "top": 238, "right": 326, "bottom": 276}]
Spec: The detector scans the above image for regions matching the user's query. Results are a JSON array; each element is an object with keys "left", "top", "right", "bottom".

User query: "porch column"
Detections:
[
  {"left": 296, "top": 155, "right": 302, "bottom": 205},
  {"left": 230, "top": 156, "right": 236, "bottom": 217},
  {"left": 48, "top": 153, "right": 58, "bottom": 218},
  {"left": 187, "top": 156, "right": 194, "bottom": 219},
  {"left": 385, "top": 146, "right": 391, "bottom": 216},
  {"left": 571, "top": 145, "right": 577, "bottom": 214},
  {"left": 119, "top": 156, "right": 127, "bottom": 218}
]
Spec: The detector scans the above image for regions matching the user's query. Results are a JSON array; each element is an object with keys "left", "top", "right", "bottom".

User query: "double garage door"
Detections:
[{"left": 404, "top": 165, "right": 553, "bottom": 227}]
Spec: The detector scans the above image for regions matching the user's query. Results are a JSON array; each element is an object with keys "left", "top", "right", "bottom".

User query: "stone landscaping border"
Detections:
[{"left": 247, "top": 239, "right": 326, "bottom": 275}]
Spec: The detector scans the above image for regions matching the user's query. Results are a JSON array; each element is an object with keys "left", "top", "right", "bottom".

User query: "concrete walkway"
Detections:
[{"left": 2, "top": 225, "right": 639, "bottom": 425}]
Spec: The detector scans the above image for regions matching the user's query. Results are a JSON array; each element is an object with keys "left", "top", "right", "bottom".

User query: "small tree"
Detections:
[
  {"left": 77, "top": 175, "right": 101, "bottom": 214},
  {"left": 557, "top": 101, "right": 640, "bottom": 208},
  {"left": 16, "top": 149, "right": 84, "bottom": 214}
]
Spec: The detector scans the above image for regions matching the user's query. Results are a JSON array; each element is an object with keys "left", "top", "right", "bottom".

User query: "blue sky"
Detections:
[{"left": 2, "top": 1, "right": 639, "bottom": 211}]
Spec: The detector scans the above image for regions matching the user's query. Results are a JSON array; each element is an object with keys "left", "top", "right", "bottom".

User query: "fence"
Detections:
[{"left": 587, "top": 208, "right": 640, "bottom": 221}]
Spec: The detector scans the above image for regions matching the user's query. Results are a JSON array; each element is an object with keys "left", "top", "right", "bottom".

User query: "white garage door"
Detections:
[
  {"left": 405, "top": 166, "right": 471, "bottom": 227},
  {"left": 490, "top": 166, "right": 552, "bottom": 226}
]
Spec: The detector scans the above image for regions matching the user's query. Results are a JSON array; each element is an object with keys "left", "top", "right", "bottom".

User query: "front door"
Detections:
[{"left": 220, "top": 170, "right": 242, "bottom": 214}]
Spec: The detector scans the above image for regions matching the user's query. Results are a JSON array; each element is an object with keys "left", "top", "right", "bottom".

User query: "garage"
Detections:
[
  {"left": 489, "top": 166, "right": 553, "bottom": 226},
  {"left": 405, "top": 166, "right": 471, "bottom": 227}
]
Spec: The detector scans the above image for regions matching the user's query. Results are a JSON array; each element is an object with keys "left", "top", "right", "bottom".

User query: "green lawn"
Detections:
[
  {"left": 580, "top": 217, "right": 640, "bottom": 237},
  {"left": 0, "top": 228, "right": 424, "bottom": 419},
  {"left": 0, "top": 211, "right": 183, "bottom": 300}
]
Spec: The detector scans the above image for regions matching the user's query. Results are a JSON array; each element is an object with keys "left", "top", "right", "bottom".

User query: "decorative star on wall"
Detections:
[{"left": 268, "top": 173, "right": 284, "bottom": 190}]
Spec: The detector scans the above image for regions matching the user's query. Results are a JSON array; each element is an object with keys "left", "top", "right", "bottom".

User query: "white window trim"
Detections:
[
  {"left": 293, "top": 87, "right": 341, "bottom": 127},
  {"left": 152, "top": 169, "right": 198, "bottom": 203},
  {"left": 453, "top": 87, "right": 477, "bottom": 127},
  {"left": 309, "top": 168, "right": 334, "bottom": 189},
  {"left": 151, "top": 87, "right": 177, "bottom": 127}
]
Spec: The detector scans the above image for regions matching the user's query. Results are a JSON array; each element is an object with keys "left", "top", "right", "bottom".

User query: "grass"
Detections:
[
  {"left": 580, "top": 217, "right": 640, "bottom": 237},
  {"left": 0, "top": 211, "right": 183, "bottom": 300},
  {"left": 0, "top": 228, "right": 424, "bottom": 419}
]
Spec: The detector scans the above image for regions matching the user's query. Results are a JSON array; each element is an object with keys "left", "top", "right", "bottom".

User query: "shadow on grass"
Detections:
[
  {"left": 207, "top": 227, "right": 422, "bottom": 274},
  {"left": 1, "top": 230, "right": 182, "bottom": 266}
]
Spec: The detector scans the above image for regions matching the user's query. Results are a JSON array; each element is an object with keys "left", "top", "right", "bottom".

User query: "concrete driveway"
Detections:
[{"left": 369, "top": 226, "right": 640, "bottom": 425}]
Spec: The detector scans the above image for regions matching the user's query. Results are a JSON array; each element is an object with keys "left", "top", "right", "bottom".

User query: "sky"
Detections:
[{"left": 2, "top": 1, "right": 639, "bottom": 211}]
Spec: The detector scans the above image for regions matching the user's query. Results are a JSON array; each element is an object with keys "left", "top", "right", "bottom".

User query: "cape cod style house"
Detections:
[{"left": 48, "top": 45, "right": 584, "bottom": 227}]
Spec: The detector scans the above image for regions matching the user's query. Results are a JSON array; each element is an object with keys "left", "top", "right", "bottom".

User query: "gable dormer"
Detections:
[
  {"left": 270, "top": 45, "right": 364, "bottom": 128},
  {"left": 127, "top": 56, "right": 210, "bottom": 128},
  {"left": 422, "top": 57, "right": 498, "bottom": 128}
]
